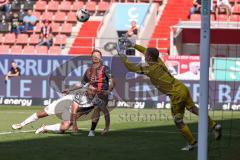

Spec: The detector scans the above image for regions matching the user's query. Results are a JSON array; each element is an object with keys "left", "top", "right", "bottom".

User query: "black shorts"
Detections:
[
  {"left": 96, "top": 92, "right": 109, "bottom": 107},
  {"left": 77, "top": 106, "right": 94, "bottom": 115}
]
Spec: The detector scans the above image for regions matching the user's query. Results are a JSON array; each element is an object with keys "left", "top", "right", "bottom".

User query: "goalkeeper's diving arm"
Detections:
[{"left": 118, "top": 44, "right": 146, "bottom": 73}]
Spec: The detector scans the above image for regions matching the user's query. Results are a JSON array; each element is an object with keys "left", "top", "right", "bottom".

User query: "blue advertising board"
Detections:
[{"left": 0, "top": 55, "right": 240, "bottom": 110}]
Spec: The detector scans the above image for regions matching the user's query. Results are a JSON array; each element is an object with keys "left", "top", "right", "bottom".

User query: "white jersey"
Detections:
[
  {"left": 44, "top": 94, "right": 74, "bottom": 115},
  {"left": 73, "top": 92, "right": 102, "bottom": 108},
  {"left": 44, "top": 91, "right": 98, "bottom": 115}
]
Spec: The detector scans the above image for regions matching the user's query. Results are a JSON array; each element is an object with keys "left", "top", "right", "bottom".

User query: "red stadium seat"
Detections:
[
  {"left": 51, "top": 23, "right": 60, "bottom": 33},
  {"left": 49, "top": 46, "right": 61, "bottom": 55},
  {"left": 98, "top": 2, "right": 109, "bottom": 12},
  {"left": 66, "top": 12, "right": 77, "bottom": 23},
  {"left": 71, "top": 1, "right": 84, "bottom": 11},
  {"left": 41, "top": 12, "right": 53, "bottom": 21},
  {"left": 59, "top": 1, "right": 71, "bottom": 12},
  {"left": 16, "top": 34, "right": 29, "bottom": 45},
  {"left": 35, "top": 1, "right": 47, "bottom": 12},
  {"left": 54, "top": 12, "right": 66, "bottom": 22},
  {"left": 148, "top": 39, "right": 157, "bottom": 48},
  {"left": 36, "top": 46, "right": 48, "bottom": 54},
  {"left": 11, "top": 45, "right": 22, "bottom": 54},
  {"left": 230, "top": 15, "right": 240, "bottom": 21},
  {"left": 54, "top": 34, "right": 67, "bottom": 46},
  {"left": 61, "top": 23, "right": 72, "bottom": 34},
  {"left": 3, "top": 33, "right": 16, "bottom": 44},
  {"left": 217, "top": 15, "right": 228, "bottom": 21},
  {"left": 23, "top": 46, "right": 35, "bottom": 54},
  {"left": 47, "top": 1, "right": 59, "bottom": 12},
  {"left": 0, "top": 45, "right": 9, "bottom": 54},
  {"left": 233, "top": 5, "right": 240, "bottom": 14},
  {"left": 33, "top": 12, "right": 41, "bottom": 21},
  {"left": 29, "top": 34, "right": 40, "bottom": 45},
  {"left": 34, "top": 23, "right": 42, "bottom": 33},
  {"left": 85, "top": 1, "right": 97, "bottom": 13}
]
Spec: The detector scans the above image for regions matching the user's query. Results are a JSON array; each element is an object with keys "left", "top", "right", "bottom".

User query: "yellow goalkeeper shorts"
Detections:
[{"left": 170, "top": 84, "right": 195, "bottom": 119}]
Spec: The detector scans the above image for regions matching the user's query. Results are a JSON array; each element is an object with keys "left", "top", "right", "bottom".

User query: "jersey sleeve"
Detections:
[
  {"left": 120, "top": 57, "right": 149, "bottom": 74},
  {"left": 134, "top": 44, "right": 147, "bottom": 55},
  {"left": 134, "top": 44, "right": 161, "bottom": 62}
]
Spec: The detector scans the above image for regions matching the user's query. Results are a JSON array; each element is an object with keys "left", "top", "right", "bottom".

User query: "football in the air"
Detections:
[{"left": 76, "top": 9, "right": 90, "bottom": 22}]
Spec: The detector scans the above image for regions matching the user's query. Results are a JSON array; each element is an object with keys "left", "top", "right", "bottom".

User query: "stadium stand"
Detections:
[
  {"left": 0, "top": 0, "right": 112, "bottom": 55},
  {"left": 0, "top": 0, "right": 239, "bottom": 55},
  {"left": 68, "top": 21, "right": 101, "bottom": 55},
  {"left": 0, "top": 45, "right": 9, "bottom": 54},
  {"left": 149, "top": 0, "right": 192, "bottom": 53}
]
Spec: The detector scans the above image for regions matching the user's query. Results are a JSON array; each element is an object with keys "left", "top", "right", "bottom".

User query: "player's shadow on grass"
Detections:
[{"left": 0, "top": 119, "right": 239, "bottom": 160}]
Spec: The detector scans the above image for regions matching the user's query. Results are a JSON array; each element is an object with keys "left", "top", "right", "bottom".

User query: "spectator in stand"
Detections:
[
  {"left": 22, "top": 9, "right": 37, "bottom": 31},
  {"left": 38, "top": 19, "right": 53, "bottom": 48},
  {"left": 188, "top": 0, "right": 201, "bottom": 19},
  {"left": 10, "top": 12, "right": 22, "bottom": 35},
  {"left": 215, "top": 0, "right": 232, "bottom": 20},
  {"left": 126, "top": 20, "right": 138, "bottom": 38},
  {"left": 126, "top": 20, "right": 138, "bottom": 55},
  {"left": 0, "top": 0, "right": 11, "bottom": 13},
  {"left": 4, "top": 61, "right": 21, "bottom": 84}
]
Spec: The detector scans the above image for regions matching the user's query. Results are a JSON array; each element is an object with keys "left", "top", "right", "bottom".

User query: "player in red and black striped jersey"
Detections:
[{"left": 64, "top": 49, "right": 115, "bottom": 136}]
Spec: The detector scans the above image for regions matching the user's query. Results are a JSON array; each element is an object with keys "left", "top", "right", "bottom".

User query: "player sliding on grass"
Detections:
[
  {"left": 35, "top": 83, "right": 102, "bottom": 134},
  {"left": 12, "top": 84, "right": 103, "bottom": 134},
  {"left": 117, "top": 37, "right": 222, "bottom": 151},
  {"left": 11, "top": 92, "right": 73, "bottom": 131}
]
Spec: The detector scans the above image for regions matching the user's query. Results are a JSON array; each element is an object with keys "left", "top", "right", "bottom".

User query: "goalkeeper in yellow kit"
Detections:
[{"left": 116, "top": 37, "right": 222, "bottom": 151}]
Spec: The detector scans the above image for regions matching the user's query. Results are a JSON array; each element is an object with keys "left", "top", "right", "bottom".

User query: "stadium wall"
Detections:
[{"left": 0, "top": 55, "right": 240, "bottom": 110}]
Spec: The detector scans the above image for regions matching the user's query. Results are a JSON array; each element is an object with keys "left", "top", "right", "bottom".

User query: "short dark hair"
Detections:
[
  {"left": 145, "top": 48, "right": 159, "bottom": 62},
  {"left": 91, "top": 49, "right": 102, "bottom": 57},
  {"left": 11, "top": 61, "right": 16, "bottom": 64}
]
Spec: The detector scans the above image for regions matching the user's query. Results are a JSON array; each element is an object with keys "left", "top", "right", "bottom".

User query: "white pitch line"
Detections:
[
  {"left": 0, "top": 112, "right": 35, "bottom": 114},
  {"left": 0, "top": 130, "right": 36, "bottom": 135},
  {"left": 0, "top": 128, "right": 239, "bottom": 137},
  {"left": 0, "top": 128, "right": 112, "bottom": 136}
]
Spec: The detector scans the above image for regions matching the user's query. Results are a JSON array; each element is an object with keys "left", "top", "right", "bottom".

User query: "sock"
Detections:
[
  {"left": 20, "top": 113, "right": 38, "bottom": 126},
  {"left": 90, "top": 122, "right": 97, "bottom": 131},
  {"left": 44, "top": 123, "right": 61, "bottom": 133},
  {"left": 208, "top": 116, "right": 217, "bottom": 129},
  {"left": 180, "top": 124, "right": 196, "bottom": 145}
]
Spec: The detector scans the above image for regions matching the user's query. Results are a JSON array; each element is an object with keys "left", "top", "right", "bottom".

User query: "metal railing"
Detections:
[{"left": 67, "top": 36, "right": 170, "bottom": 51}]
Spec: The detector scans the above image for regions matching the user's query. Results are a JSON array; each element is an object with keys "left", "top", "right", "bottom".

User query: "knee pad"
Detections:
[{"left": 174, "top": 113, "right": 184, "bottom": 124}]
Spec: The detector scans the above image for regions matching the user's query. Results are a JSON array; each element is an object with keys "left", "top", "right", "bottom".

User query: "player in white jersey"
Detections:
[
  {"left": 34, "top": 83, "right": 102, "bottom": 134},
  {"left": 12, "top": 84, "right": 100, "bottom": 134},
  {"left": 11, "top": 94, "right": 74, "bottom": 131}
]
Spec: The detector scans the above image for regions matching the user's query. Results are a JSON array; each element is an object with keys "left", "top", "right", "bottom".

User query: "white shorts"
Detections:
[{"left": 44, "top": 95, "right": 74, "bottom": 117}]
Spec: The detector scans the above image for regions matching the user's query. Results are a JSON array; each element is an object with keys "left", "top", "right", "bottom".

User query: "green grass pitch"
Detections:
[{"left": 0, "top": 106, "right": 239, "bottom": 160}]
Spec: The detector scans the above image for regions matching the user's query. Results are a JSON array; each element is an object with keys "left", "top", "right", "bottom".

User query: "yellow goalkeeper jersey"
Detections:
[{"left": 121, "top": 44, "right": 186, "bottom": 101}]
